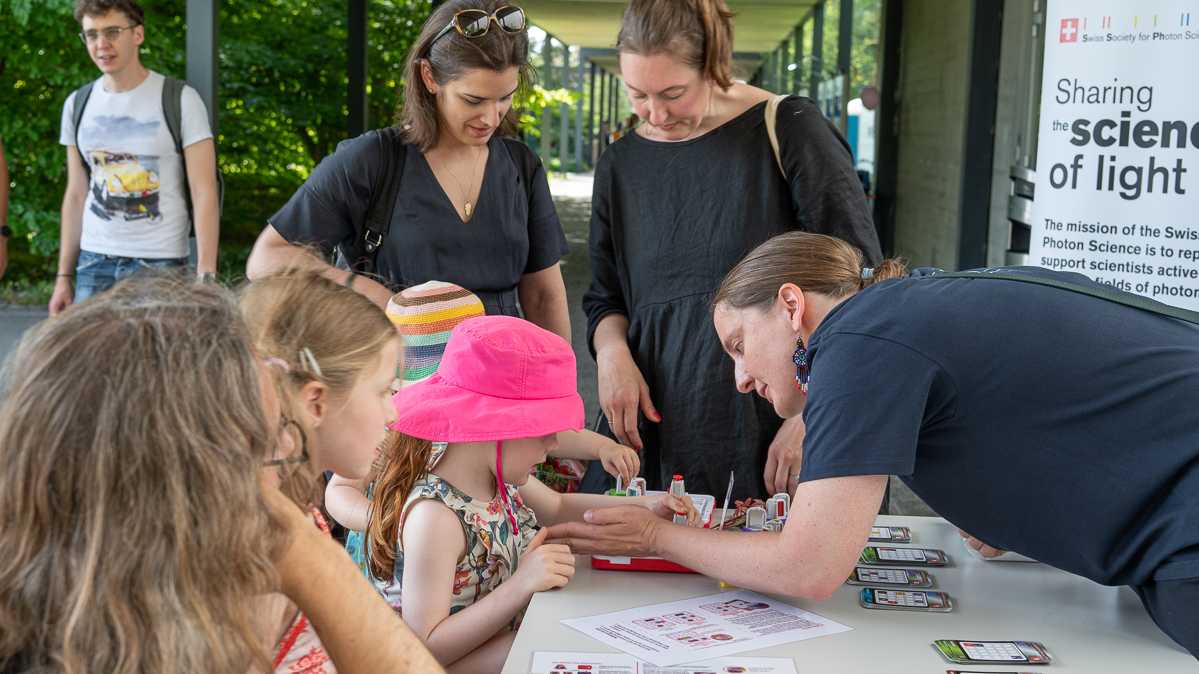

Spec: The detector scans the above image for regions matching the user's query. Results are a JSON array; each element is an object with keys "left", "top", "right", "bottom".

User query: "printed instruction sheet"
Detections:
[
  {"left": 530, "top": 651, "right": 799, "bottom": 674},
  {"left": 560, "top": 590, "right": 850, "bottom": 666}
]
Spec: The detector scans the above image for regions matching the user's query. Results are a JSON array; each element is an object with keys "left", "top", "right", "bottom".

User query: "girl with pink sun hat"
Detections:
[{"left": 362, "top": 315, "right": 696, "bottom": 671}]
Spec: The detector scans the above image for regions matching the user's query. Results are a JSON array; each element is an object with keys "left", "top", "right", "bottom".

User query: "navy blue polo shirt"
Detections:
[{"left": 800, "top": 267, "right": 1199, "bottom": 586}]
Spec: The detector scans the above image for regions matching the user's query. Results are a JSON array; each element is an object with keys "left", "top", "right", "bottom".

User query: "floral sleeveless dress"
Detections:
[
  {"left": 344, "top": 443, "right": 449, "bottom": 576},
  {"left": 372, "top": 474, "right": 539, "bottom": 616}
]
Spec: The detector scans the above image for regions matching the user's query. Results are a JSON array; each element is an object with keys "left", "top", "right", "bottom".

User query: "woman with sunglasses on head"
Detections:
[
  {"left": 247, "top": 1, "right": 571, "bottom": 344},
  {"left": 0, "top": 274, "right": 442, "bottom": 674},
  {"left": 582, "top": 0, "right": 882, "bottom": 502}
]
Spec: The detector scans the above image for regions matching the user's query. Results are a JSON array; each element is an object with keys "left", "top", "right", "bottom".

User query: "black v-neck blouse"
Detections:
[{"left": 271, "top": 133, "right": 567, "bottom": 315}]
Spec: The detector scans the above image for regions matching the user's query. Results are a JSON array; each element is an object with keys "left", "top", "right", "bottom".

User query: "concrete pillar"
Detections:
[
  {"left": 792, "top": 25, "right": 803, "bottom": 94},
  {"left": 539, "top": 36, "right": 553, "bottom": 165},
  {"left": 587, "top": 60, "right": 597, "bottom": 165},
  {"left": 837, "top": 0, "right": 854, "bottom": 133},
  {"left": 608, "top": 72, "right": 617, "bottom": 129},
  {"left": 809, "top": 3, "right": 824, "bottom": 99},
  {"left": 575, "top": 53, "right": 585, "bottom": 170},
  {"left": 559, "top": 43, "right": 570, "bottom": 171},
  {"left": 347, "top": 0, "right": 368, "bottom": 138},
  {"left": 598, "top": 68, "right": 608, "bottom": 152},
  {"left": 185, "top": 0, "right": 218, "bottom": 133},
  {"left": 779, "top": 39, "right": 790, "bottom": 92}
]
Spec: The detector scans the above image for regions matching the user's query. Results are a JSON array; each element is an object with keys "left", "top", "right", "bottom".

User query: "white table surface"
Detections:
[{"left": 503, "top": 515, "right": 1196, "bottom": 672}]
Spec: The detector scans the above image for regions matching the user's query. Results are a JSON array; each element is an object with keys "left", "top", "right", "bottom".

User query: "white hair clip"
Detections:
[{"left": 299, "top": 347, "right": 323, "bottom": 377}]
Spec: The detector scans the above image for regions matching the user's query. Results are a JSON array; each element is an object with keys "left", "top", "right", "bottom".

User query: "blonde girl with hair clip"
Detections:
[
  {"left": 326, "top": 281, "right": 641, "bottom": 559},
  {"left": 238, "top": 270, "right": 444, "bottom": 674},
  {"left": 364, "top": 315, "right": 696, "bottom": 674},
  {"left": 0, "top": 273, "right": 441, "bottom": 674}
]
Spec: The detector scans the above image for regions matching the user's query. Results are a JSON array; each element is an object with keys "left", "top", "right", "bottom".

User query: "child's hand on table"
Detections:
[{"left": 514, "top": 528, "right": 576, "bottom": 594}]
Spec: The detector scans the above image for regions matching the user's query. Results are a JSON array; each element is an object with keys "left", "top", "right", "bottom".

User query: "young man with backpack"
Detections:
[{"left": 52, "top": 0, "right": 220, "bottom": 315}]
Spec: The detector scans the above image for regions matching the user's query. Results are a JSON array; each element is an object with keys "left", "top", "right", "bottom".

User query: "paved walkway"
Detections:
[
  {"left": 0, "top": 307, "right": 46, "bottom": 366},
  {"left": 550, "top": 173, "right": 601, "bottom": 422}
]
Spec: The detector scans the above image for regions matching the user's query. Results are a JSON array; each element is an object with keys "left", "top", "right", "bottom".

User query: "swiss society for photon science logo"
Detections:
[{"left": 1059, "top": 13, "right": 1196, "bottom": 44}]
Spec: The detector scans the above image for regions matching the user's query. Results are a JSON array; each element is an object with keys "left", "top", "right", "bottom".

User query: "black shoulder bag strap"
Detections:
[
  {"left": 926, "top": 269, "right": 1199, "bottom": 326},
  {"left": 350, "top": 127, "right": 406, "bottom": 277},
  {"left": 71, "top": 81, "right": 95, "bottom": 179}
]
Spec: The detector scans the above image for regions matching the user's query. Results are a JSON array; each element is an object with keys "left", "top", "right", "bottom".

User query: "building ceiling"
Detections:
[{"left": 522, "top": 0, "right": 821, "bottom": 75}]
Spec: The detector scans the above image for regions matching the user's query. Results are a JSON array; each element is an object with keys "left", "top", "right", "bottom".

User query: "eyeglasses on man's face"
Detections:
[{"left": 79, "top": 24, "right": 138, "bottom": 45}]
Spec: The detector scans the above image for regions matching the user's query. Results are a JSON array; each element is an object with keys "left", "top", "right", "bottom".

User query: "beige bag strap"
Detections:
[{"left": 764, "top": 94, "right": 788, "bottom": 177}]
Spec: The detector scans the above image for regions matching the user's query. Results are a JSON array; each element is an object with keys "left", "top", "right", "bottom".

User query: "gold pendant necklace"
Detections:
[{"left": 438, "top": 146, "right": 485, "bottom": 220}]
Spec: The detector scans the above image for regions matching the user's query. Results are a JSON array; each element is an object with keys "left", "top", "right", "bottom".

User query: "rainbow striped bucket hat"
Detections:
[{"left": 386, "top": 281, "right": 485, "bottom": 387}]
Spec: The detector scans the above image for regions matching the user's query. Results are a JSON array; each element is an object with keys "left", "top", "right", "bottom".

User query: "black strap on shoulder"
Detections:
[
  {"left": 926, "top": 268, "right": 1199, "bottom": 326},
  {"left": 162, "top": 76, "right": 186, "bottom": 156},
  {"left": 161, "top": 76, "right": 192, "bottom": 218},
  {"left": 71, "top": 81, "right": 95, "bottom": 178},
  {"left": 349, "top": 127, "right": 406, "bottom": 276}
]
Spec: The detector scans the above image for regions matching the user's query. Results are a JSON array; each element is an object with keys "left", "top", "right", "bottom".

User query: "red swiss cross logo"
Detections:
[{"left": 1060, "top": 18, "right": 1080, "bottom": 43}]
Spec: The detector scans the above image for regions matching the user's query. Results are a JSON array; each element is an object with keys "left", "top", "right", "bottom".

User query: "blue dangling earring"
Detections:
[{"left": 793, "top": 338, "right": 809, "bottom": 393}]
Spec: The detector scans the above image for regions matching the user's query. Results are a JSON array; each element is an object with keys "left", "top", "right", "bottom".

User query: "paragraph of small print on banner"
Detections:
[{"left": 1031, "top": 0, "right": 1199, "bottom": 310}]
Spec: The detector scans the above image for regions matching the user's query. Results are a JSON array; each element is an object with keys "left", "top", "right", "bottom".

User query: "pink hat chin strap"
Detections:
[{"left": 496, "top": 440, "right": 519, "bottom": 535}]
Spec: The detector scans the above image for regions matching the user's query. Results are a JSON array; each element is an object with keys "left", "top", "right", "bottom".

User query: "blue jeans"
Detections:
[{"left": 75, "top": 250, "right": 189, "bottom": 302}]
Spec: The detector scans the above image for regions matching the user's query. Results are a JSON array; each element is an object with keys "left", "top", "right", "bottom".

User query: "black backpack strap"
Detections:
[
  {"left": 71, "top": 81, "right": 95, "bottom": 179},
  {"left": 163, "top": 76, "right": 225, "bottom": 227},
  {"left": 160, "top": 76, "right": 193, "bottom": 220},
  {"left": 925, "top": 268, "right": 1199, "bottom": 326},
  {"left": 162, "top": 76, "right": 186, "bottom": 156},
  {"left": 351, "top": 127, "right": 406, "bottom": 276}
]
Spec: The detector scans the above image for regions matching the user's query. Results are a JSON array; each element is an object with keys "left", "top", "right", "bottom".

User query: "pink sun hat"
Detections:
[{"left": 391, "top": 315, "right": 584, "bottom": 442}]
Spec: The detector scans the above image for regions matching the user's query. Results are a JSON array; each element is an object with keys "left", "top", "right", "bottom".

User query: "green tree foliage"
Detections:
[
  {"left": 760, "top": 0, "right": 880, "bottom": 99},
  {"left": 849, "top": 0, "right": 881, "bottom": 95},
  {"left": 516, "top": 84, "right": 576, "bottom": 139},
  {"left": 0, "top": 0, "right": 428, "bottom": 280}
]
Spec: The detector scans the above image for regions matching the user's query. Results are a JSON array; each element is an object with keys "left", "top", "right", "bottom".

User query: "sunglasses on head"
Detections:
[{"left": 430, "top": 5, "right": 526, "bottom": 47}]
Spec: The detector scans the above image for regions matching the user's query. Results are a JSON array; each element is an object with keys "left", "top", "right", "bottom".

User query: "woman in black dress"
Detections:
[
  {"left": 583, "top": 0, "right": 882, "bottom": 499},
  {"left": 247, "top": 0, "right": 570, "bottom": 340}
]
